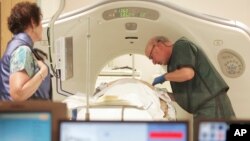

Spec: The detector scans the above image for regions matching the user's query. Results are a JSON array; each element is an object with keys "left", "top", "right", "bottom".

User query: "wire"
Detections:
[
  {"left": 47, "top": 27, "right": 59, "bottom": 78},
  {"left": 57, "top": 70, "right": 74, "bottom": 95}
]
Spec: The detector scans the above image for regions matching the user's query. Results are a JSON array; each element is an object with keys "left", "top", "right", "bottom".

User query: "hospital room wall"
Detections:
[
  {"left": 0, "top": 0, "right": 35, "bottom": 57},
  {"left": 107, "top": 54, "right": 166, "bottom": 84}
]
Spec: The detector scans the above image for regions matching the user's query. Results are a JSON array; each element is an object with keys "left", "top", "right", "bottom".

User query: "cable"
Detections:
[{"left": 47, "top": 27, "right": 59, "bottom": 78}]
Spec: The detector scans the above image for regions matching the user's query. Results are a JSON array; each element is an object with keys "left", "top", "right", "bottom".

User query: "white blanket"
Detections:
[{"left": 63, "top": 78, "right": 176, "bottom": 121}]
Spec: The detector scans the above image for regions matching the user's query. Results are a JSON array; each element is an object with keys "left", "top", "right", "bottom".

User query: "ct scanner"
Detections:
[{"left": 39, "top": 0, "right": 250, "bottom": 120}]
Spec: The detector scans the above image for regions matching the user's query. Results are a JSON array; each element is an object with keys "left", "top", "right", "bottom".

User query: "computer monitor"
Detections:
[
  {"left": 0, "top": 101, "right": 68, "bottom": 141},
  {"left": 59, "top": 121, "right": 189, "bottom": 141},
  {"left": 197, "top": 120, "right": 250, "bottom": 141},
  {"left": 0, "top": 111, "right": 52, "bottom": 141}
]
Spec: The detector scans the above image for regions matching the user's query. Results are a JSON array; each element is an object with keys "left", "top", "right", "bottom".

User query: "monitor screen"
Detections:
[
  {"left": 198, "top": 120, "right": 250, "bottom": 141},
  {"left": 0, "top": 112, "right": 51, "bottom": 141},
  {"left": 0, "top": 101, "right": 67, "bottom": 141},
  {"left": 59, "top": 121, "right": 188, "bottom": 141}
]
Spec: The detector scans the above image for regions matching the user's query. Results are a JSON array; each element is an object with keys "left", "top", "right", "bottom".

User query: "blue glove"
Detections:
[{"left": 152, "top": 75, "right": 166, "bottom": 86}]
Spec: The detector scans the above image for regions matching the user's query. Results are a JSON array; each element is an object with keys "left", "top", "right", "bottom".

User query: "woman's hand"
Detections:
[
  {"left": 36, "top": 60, "right": 48, "bottom": 79},
  {"left": 10, "top": 60, "right": 49, "bottom": 101}
]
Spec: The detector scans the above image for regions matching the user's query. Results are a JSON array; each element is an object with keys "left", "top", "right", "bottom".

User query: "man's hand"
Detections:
[{"left": 152, "top": 75, "right": 166, "bottom": 86}]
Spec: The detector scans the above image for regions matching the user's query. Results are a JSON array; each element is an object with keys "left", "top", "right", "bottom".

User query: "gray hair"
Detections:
[{"left": 154, "top": 36, "right": 169, "bottom": 43}]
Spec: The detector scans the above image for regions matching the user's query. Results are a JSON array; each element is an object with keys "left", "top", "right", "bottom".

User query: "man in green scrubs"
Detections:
[{"left": 145, "top": 36, "right": 235, "bottom": 139}]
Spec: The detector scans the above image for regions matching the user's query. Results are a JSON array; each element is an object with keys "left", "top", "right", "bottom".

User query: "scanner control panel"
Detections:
[{"left": 217, "top": 49, "right": 245, "bottom": 78}]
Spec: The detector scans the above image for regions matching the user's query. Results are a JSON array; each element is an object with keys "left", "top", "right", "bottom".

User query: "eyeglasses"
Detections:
[{"left": 149, "top": 44, "right": 156, "bottom": 59}]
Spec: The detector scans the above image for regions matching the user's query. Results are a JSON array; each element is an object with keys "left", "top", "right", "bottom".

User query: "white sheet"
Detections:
[{"left": 63, "top": 78, "right": 176, "bottom": 121}]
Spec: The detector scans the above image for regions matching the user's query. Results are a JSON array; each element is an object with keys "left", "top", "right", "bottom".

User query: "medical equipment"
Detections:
[
  {"left": 40, "top": 0, "right": 250, "bottom": 119},
  {"left": 59, "top": 120, "right": 189, "bottom": 141},
  {"left": 55, "top": 36, "right": 74, "bottom": 81},
  {"left": 0, "top": 101, "right": 67, "bottom": 141},
  {"left": 0, "top": 112, "right": 52, "bottom": 141},
  {"left": 197, "top": 120, "right": 250, "bottom": 141}
]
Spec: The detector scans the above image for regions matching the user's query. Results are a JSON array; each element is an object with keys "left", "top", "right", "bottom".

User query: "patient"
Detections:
[
  {"left": 63, "top": 78, "right": 176, "bottom": 121},
  {"left": 94, "top": 78, "right": 176, "bottom": 120}
]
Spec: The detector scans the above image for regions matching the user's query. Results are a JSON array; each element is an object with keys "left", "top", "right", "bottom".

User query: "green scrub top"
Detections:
[{"left": 167, "top": 37, "right": 229, "bottom": 113}]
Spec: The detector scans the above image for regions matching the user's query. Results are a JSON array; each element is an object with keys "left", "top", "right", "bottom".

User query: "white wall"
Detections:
[{"left": 106, "top": 54, "right": 163, "bottom": 82}]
